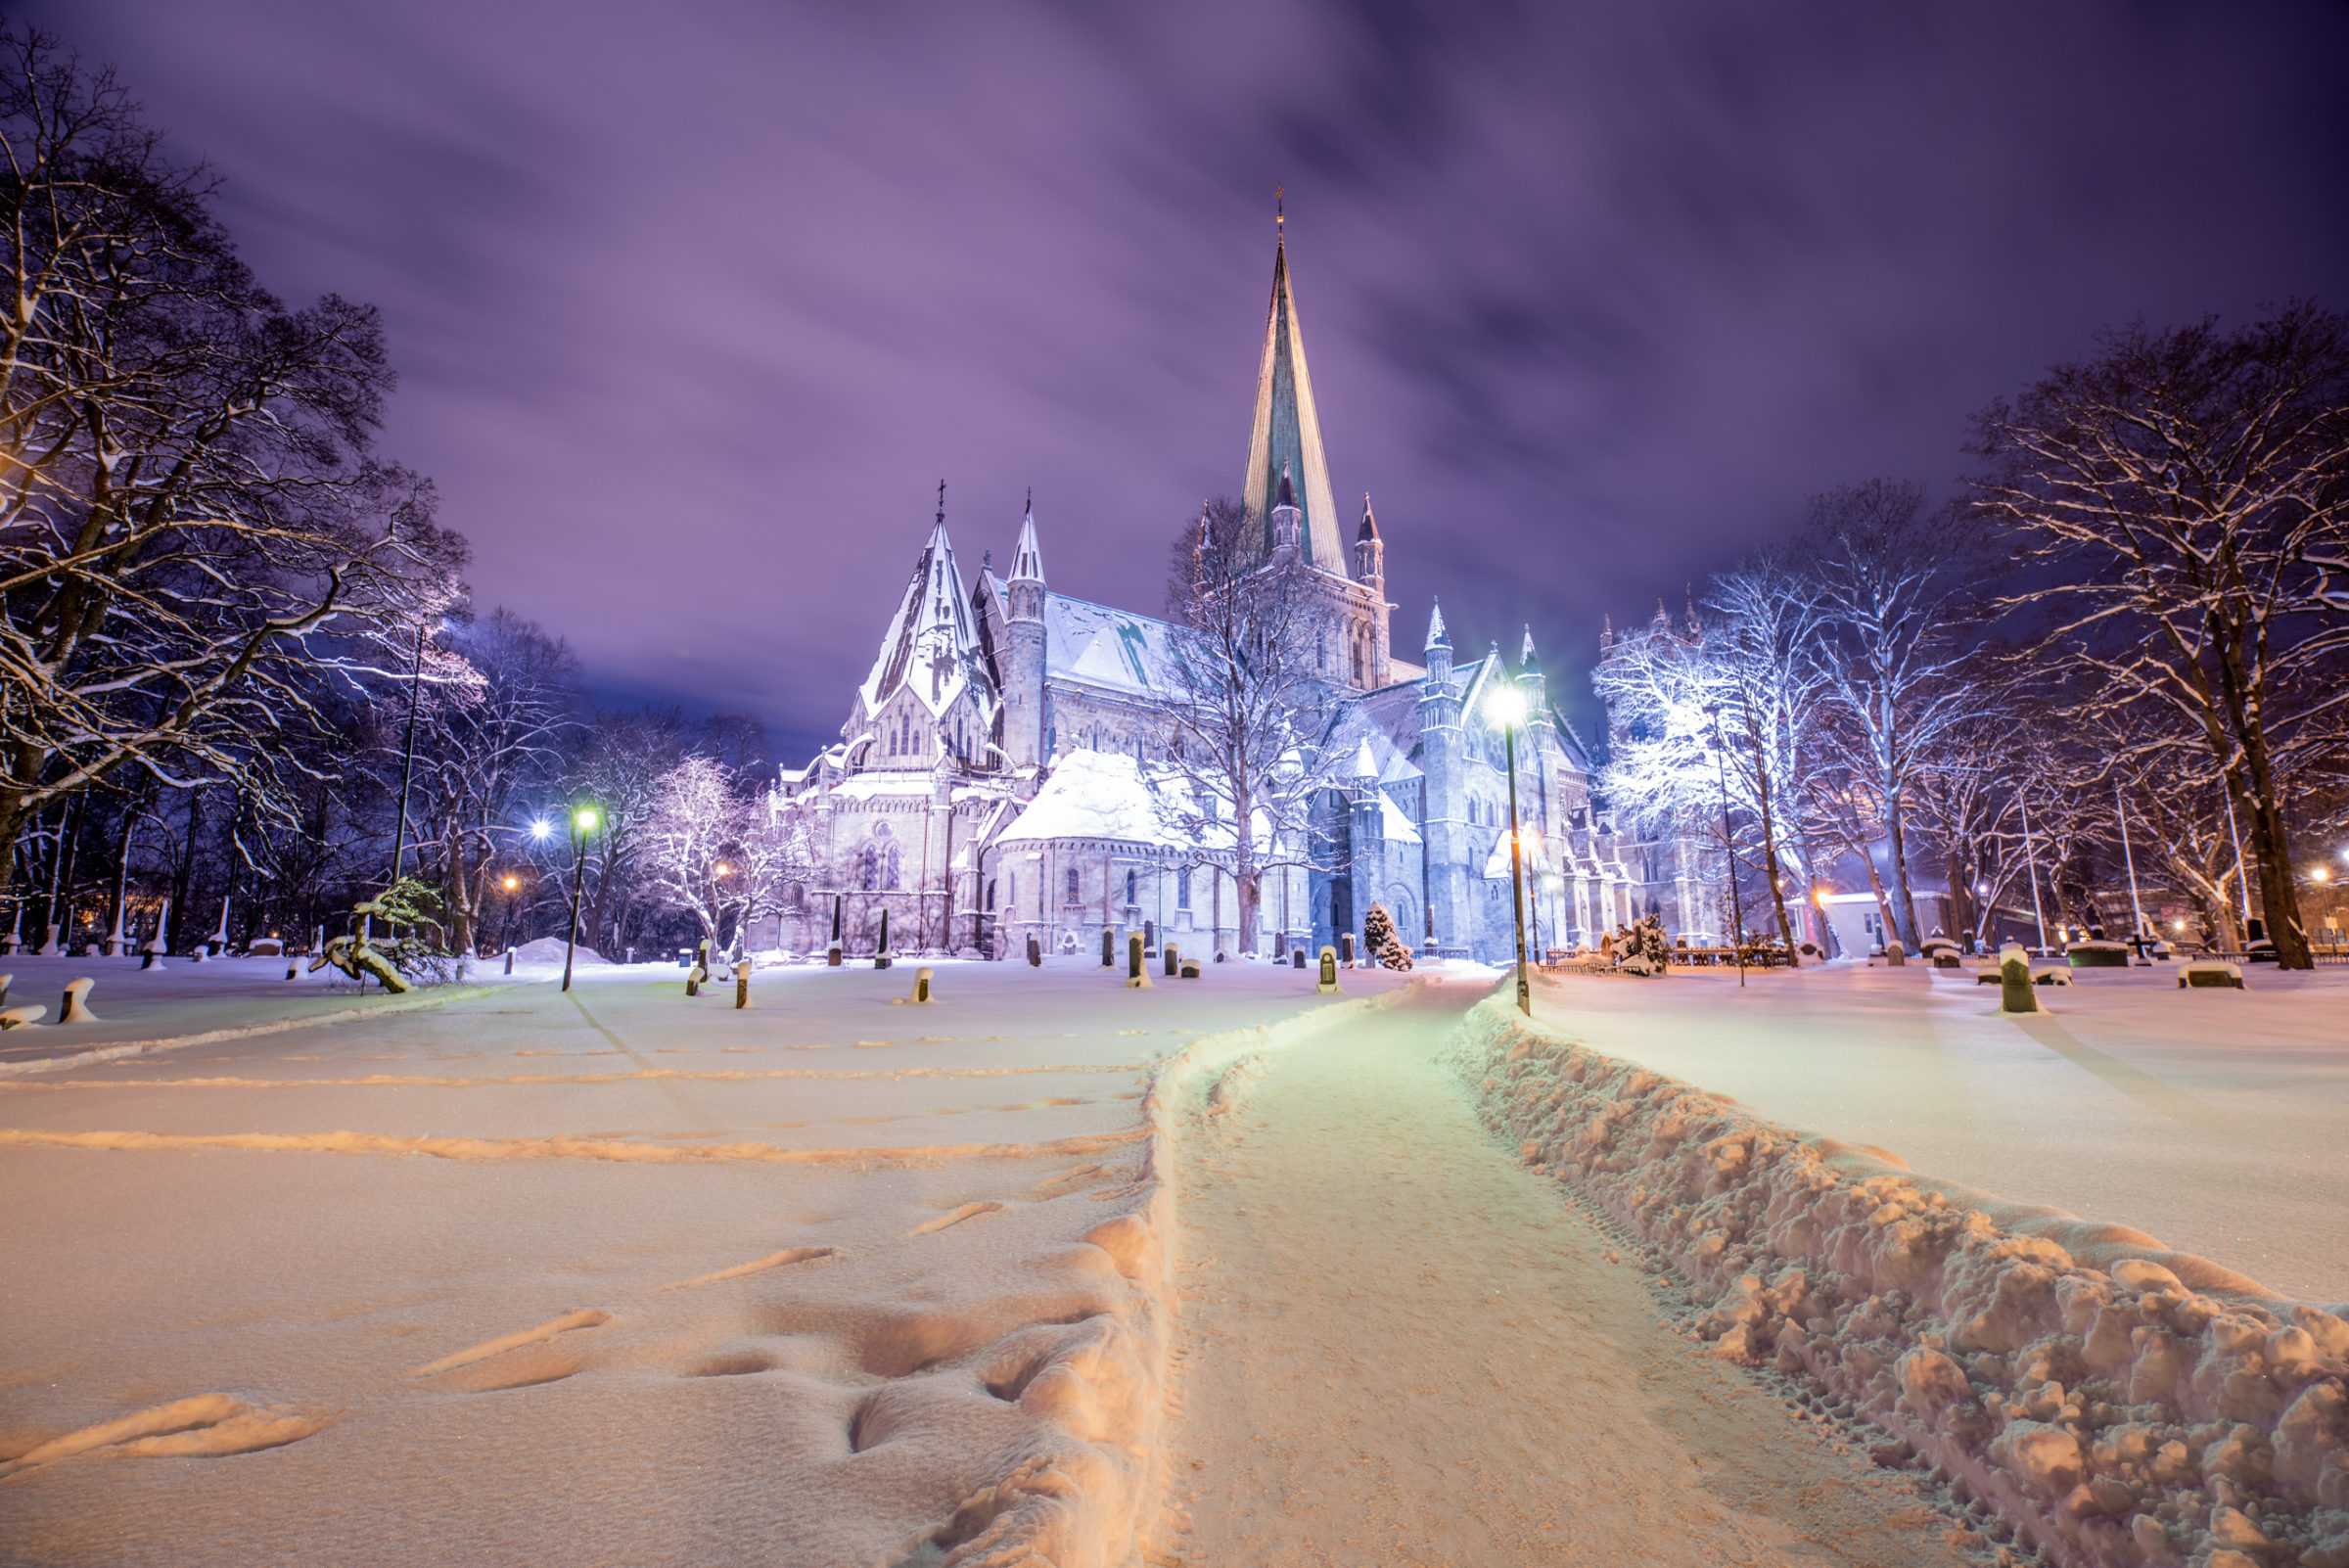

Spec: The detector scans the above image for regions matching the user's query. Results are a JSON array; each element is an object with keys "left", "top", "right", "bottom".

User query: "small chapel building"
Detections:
[{"left": 770, "top": 228, "right": 1720, "bottom": 962}]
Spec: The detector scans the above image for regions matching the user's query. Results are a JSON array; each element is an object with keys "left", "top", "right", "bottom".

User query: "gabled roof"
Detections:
[
  {"left": 998, "top": 751, "right": 1183, "bottom": 848},
  {"left": 856, "top": 510, "right": 996, "bottom": 722},
  {"left": 1044, "top": 593, "right": 1180, "bottom": 697},
  {"left": 1240, "top": 233, "right": 1345, "bottom": 574}
]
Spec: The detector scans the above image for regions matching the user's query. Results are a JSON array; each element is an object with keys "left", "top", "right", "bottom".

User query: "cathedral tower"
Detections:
[
  {"left": 1241, "top": 226, "right": 1344, "bottom": 572},
  {"left": 1417, "top": 600, "right": 1468, "bottom": 953}
]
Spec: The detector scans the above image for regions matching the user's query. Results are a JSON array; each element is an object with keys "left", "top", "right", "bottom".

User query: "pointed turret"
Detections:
[
  {"left": 1269, "top": 460, "right": 1303, "bottom": 557},
  {"left": 1240, "top": 229, "right": 1343, "bottom": 571},
  {"left": 1518, "top": 624, "right": 1547, "bottom": 715},
  {"left": 1001, "top": 491, "right": 1048, "bottom": 768},
  {"left": 1353, "top": 491, "right": 1385, "bottom": 588},
  {"left": 1426, "top": 599, "right": 1451, "bottom": 654},
  {"left": 1600, "top": 613, "right": 1615, "bottom": 655}
]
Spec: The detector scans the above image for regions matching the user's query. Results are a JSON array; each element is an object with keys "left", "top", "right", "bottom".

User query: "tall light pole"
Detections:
[
  {"left": 563, "top": 804, "right": 600, "bottom": 992},
  {"left": 1486, "top": 680, "right": 1532, "bottom": 1015},
  {"left": 1703, "top": 705, "right": 1747, "bottom": 988},
  {"left": 390, "top": 617, "right": 432, "bottom": 889}
]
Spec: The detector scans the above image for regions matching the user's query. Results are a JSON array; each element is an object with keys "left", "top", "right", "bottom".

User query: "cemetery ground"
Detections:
[{"left": 0, "top": 953, "right": 2341, "bottom": 1565}]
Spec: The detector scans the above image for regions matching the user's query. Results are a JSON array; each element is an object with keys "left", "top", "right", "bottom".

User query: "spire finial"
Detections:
[
  {"left": 1275, "top": 184, "right": 1284, "bottom": 243},
  {"left": 1025, "top": 484, "right": 1032, "bottom": 516},
  {"left": 936, "top": 479, "right": 946, "bottom": 527}
]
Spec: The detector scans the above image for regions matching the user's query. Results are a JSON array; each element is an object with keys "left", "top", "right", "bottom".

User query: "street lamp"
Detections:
[
  {"left": 1484, "top": 680, "right": 1532, "bottom": 1015},
  {"left": 563, "top": 804, "right": 601, "bottom": 992}
]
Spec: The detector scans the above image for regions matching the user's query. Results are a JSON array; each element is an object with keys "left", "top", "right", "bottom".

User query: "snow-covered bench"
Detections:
[{"left": 2179, "top": 959, "right": 2244, "bottom": 990}]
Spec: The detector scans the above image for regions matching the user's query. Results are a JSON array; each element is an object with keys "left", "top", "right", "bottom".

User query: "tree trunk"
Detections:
[
  {"left": 168, "top": 791, "right": 202, "bottom": 954},
  {"left": 1884, "top": 795, "right": 1923, "bottom": 948}
]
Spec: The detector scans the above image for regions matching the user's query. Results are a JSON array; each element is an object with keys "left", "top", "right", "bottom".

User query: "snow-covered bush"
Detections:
[
  {"left": 1614, "top": 913, "right": 1669, "bottom": 976},
  {"left": 309, "top": 880, "right": 461, "bottom": 993},
  {"left": 1362, "top": 902, "right": 1413, "bottom": 970}
]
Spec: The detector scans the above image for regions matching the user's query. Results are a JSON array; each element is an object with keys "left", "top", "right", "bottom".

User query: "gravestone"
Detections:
[
  {"left": 1101, "top": 929, "right": 1116, "bottom": 968},
  {"left": 735, "top": 961, "right": 751, "bottom": 1009},
  {"left": 1291, "top": 948, "right": 1305, "bottom": 969},
  {"left": 1317, "top": 945, "right": 1341, "bottom": 995},
  {"left": 1999, "top": 944, "right": 2037, "bottom": 1013},
  {"left": 1340, "top": 932, "right": 1356, "bottom": 966},
  {"left": 1884, "top": 941, "right": 1907, "bottom": 967},
  {"left": 1128, "top": 932, "right": 1151, "bottom": 988},
  {"left": 874, "top": 910, "right": 892, "bottom": 970},
  {"left": 59, "top": 977, "right": 96, "bottom": 1023},
  {"left": 1028, "top": 934, "right": 1042, "bottom": 967},
  {"left": 1164, "top": 942, "right": 1177, "bottom": 978}
]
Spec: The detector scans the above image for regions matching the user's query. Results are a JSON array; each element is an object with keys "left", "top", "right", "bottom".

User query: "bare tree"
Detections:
[
  {"left": 0, "top": 27, "right": 462, "bottom": 860},
  {"left": 1804, "top": 481, "right": 1979, "bottom": 951},
  {"left": 402, "top": 610, "right": 577, "bottom": 954},
  {"left": 1152, "top": 494, "right": 1343, "bottom": 954},
  {"left": 1968, "top": 304, "right": 2349, "bottom": 967},
  {"left": 638, "top": 755, "right": 808, "bottom": 949}
]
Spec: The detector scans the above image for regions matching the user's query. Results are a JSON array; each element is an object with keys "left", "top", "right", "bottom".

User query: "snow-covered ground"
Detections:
[
  {"left": 1529, "top": 961, "right": 2349, "bottom": 1304},
  {"left": 0, "top": 956, "right": 1403, "bottom": 1566},
  {"left": 0, "top": 954, "right": 490, "bottom": 1070}
]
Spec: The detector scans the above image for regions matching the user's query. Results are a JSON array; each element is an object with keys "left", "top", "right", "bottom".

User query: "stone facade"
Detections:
[{"left": 770, "top": 232, "right": 1718, "bottom": 962}]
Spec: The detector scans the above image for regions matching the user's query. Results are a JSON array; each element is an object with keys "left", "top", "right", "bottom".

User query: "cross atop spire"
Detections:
[{"left": 936, "top": 479, "right": 945, "bottom": 527}]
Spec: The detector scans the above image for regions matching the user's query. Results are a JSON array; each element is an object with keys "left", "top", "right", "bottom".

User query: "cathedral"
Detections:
[{"left": 769, "top": 229, "right": 1720, "bottom": 963}]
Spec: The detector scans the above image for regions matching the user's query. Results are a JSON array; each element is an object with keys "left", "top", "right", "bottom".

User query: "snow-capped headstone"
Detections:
[
  {"left": 1127, "top": 931, "right": 1150, "bottom": 988},
  {"left": 1883, "top": 940, "right": 1906, "bottom": 966},
  {"left": 874, "top": 910, "right": 892, "bottom": 970},
  {"left": 1027, "top": 933, "right": 1041, "bottom": 967},
  {"left": 735, "top": 960, "right": 751, "bottom": 1009},
  {"left": 0, "top": 1004, "right": 44, "bottom": 1029},
  {"left": 2181, "top": 959, "right": 2244, "bottom": 990},
  {"left": 1339, "top": 931, "right": 1355, "bottom": 966},
  {"left": 1100, "top": 928, "right": 1115, "bottom": 968},
  {"left": 1999, "top": 944, "right": 2037, "bottom": 1012},
  {"left": 1317, "top": 945, "right": 1340, "bottom": 994},
  {"left": 58, "top": 978, "right": 95, "bottom": 1023},
  {"left": 1163, "top": 942, "right": 1177, "bottom": 978}
]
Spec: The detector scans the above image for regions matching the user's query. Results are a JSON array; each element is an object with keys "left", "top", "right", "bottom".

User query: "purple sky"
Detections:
[{"left": 34, "top": 1, "right": 2349, "bottom": 754}]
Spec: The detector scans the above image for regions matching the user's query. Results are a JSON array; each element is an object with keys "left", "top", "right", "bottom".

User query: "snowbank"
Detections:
[
  {"left": 1453, "top": 994, "right": 2349, "bottom": 1568},
  {"left": 507, "top": 936, "right": 609, "bottom": 967}
]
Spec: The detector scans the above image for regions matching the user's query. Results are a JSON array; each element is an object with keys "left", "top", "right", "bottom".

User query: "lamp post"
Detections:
[
  {"left": 1702, "top": 705, "right": 1747, "bottom": 989},
  {"left": 1486, "top": 681, "right": 1532, "bottom": 1015},
  {"left": 389, "top": 616, "right": 433, "bottom": 888},
  {"left": 562, "top": 805, "right": 600, "bottom": 992}
]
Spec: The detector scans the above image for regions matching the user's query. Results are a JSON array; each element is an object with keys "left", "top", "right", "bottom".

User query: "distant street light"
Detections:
[
  {"left": 563, "top": 805, "right": 602, "bottom": 992},
  {"left": 1484, "top": 680, "right": 1532, "bottom": 1015}
]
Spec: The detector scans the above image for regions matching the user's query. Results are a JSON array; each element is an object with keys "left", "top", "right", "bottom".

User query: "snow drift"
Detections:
[{"left": 1453, "top": 993, "right": 2349, "bottom": 1568}]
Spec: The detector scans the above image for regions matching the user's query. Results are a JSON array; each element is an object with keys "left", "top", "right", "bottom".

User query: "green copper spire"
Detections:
[{"left": 1240, "top": 227, "right": 1343, "bottom": 572}]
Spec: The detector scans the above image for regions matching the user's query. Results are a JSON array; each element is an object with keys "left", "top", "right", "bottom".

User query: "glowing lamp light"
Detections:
[
  {"left": 503, "top": 875, "right": 519, "bottom": 892},
  {"left": 714, "top": 861, "right": 732, "bottom": 876},
  {"left": 1484, "top": 683, "right": 1527, "bottom": 726},
  {"left": 2316, "top": 866, "right": 2333, "bottom": 883},
  {"left": 530, "top": 819, "right": 552, "bottom": 842},
  {"left": 574, "top": 806, "right": 600, "bottom": 833}
]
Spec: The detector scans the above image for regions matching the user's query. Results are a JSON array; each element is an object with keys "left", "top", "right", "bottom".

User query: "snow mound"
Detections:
[
  {"left": 508, "top": 937, "right": 609, "bottom": 967},
  {"left": 1452, "top": 995, "right": 2349, "bottom": 1568}
]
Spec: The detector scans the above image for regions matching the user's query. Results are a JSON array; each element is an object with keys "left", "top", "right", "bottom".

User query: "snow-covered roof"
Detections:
[
  {"left": 1380, "top": 793, "right": 1422, "bottom": 846},
  {"left": 856, "top": 515, "right": 995, "bottom": 722},
  {"left": 1044, "top": 593, "right": 1180, "bottom": 697},
  {"left": 829, "top": 772, "right": 939, "bottom": 802},
  {"left": 997, "top": 750, "right": 1183, "bottom": 848}
]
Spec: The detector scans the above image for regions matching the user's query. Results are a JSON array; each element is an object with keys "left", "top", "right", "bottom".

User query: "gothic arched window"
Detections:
[{"left": 1125, "top": 870, "right": 1137, "bottom": 905}]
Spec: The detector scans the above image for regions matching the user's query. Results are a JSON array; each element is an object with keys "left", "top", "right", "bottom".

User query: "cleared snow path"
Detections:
[
  {"left": 1527, "top": 964, "right": 2349, "bottom": 1302},
  {"left": 1163, "top": 984, "right": 1969, "bottom": 1567}
]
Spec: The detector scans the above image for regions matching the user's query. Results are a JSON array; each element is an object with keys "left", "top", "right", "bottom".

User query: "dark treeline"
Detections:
[{"left": 0, "top": 28, "right": 792, "bottom": 967}]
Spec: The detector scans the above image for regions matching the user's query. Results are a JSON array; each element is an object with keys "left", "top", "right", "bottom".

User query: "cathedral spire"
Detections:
[
  {"left": 1241, "top": 225, "right": 1342, "bottom": 572},
  {"left": 1010, "top": 493, "right": 1044, "bottom": 585},
  {"left": 1426, "top": 598, "right": 1450, "bottom": 652}
]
